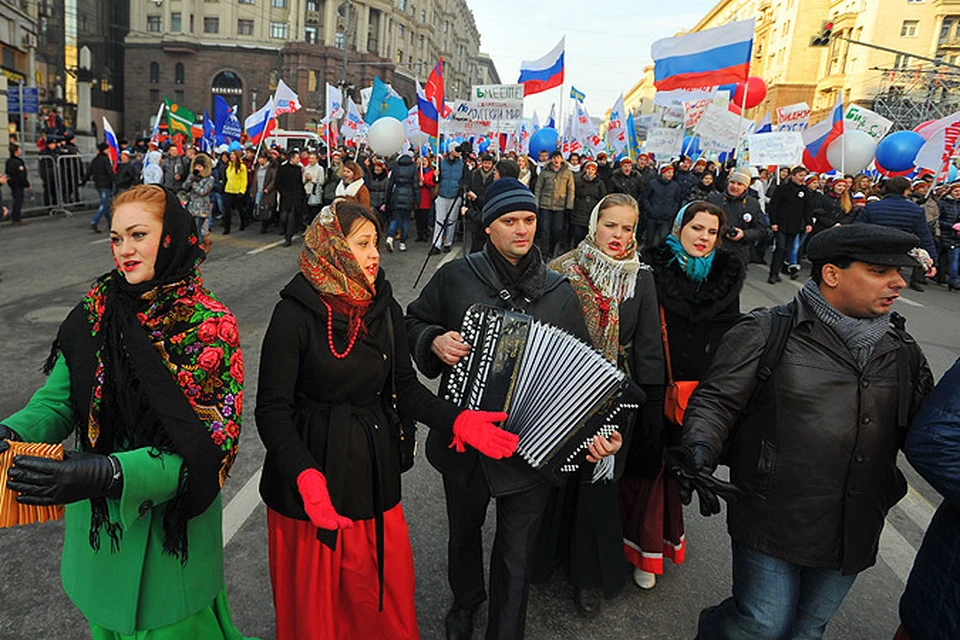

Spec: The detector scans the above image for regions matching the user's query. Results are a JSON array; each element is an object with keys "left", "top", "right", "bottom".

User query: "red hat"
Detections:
[
  {"left": 583, "top": 160, "right": 598, "bottom": 171},
  {"left": 659, "top": 164, "right": 674, "bottom": 174},
  {"left": 619, "top": 157, "right": 633, "bottom": 166}
]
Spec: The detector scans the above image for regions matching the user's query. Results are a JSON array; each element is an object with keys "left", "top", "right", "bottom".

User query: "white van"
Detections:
[{"left": 264, "top": 129, "right": 325, "bottom": 151}]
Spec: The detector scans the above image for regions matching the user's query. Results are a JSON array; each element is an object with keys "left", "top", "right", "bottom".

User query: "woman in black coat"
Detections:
[
  {"left": 621, "top": 200, "right": 746, "bottom": 590},
  {"left": 256, "top": 202, "right": 514, "bottom": 640}
]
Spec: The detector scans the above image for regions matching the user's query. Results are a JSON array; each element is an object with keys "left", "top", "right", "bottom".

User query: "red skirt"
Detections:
[
  {"left": 619, "top": 459, "right": 686, "bottom": 574},
  {"left": 267, "top": 505, "right": 419, "bottom": 640}
]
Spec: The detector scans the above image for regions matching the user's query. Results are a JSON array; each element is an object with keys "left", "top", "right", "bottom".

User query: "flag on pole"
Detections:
[
  {"left": 518, "top": 37, "right": 565, "bottom": 96},
  {"left": 606, "top": 94, "right": 629, "bottom": 159},
  {"left": 326, "top": 83, "right": 344, "bottom": 119},
  {"left": 755, "top": 112, "right": 773, "bottom": 134},
  {"left": 341, "top": 98, "right": 365, "bottom": 140},
  {"left": 547, "top": 104, "right": 556, "bottom": 129},
  {"left": 577, "top": 105, "right": 605, "bottom": 156},
  {"left": 914, "top": 111, "right": 960, "bottom": 178},
  {"left": 164, "top": 97, "right": 197, "bottom": 139},
  {"left": 652, "top": 19, "right": 754, "bottom": 92},
  {"left": 570, "top": 86, "right": 586, "bottom": 103},
  {"left": 366, "top": 76, "right": 408, "bottom": 124},
  {"left": 202, "top": 110, "right": 215, "bottom": 153},
  {"left": 244, "top": 97, "right": 276, "bottom": 145},
  {"left": 417, "top": 80, "right": 440, "bottom": 138},
  {"left": 627, "top": 112, "right": 641, "bottom": 161},
  {"left": 423, "top": 59, "right": 451, "bottom": 118},
  {"left": 802, "top": 91, "right": 844, "bottom": 173},
  {"left": 273, "top": 79, "right": 302, "bottom": 115},
  {"left": 102, "top": 116, "right": 119, "bottom": 170},
  {"left": 149, "top": 102, "right": 165, "bottom": 146},
  {"left": 531, "top": 111, "right": 541, "bottom": 132}
]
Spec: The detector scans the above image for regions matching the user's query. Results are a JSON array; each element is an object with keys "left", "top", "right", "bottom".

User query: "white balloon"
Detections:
[
  {"left": 367, "top": 117, "right": 406, "bottom": 156},
  {"left": 826, "top": 130, "right": 877, "bottom": 174},
  {"left": 407, "top": 130, "right": 427, "bottom": 147}
]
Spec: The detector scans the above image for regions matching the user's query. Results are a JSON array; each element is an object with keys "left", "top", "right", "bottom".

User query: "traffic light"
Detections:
[{"left": 811, "top": 21, "right": 834, "bottom": 47}]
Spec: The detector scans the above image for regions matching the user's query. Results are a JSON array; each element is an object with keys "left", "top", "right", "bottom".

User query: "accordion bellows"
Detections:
[
  {"left": 0, "top": 441, "right": 65, "bottom": 527},
  {"left": 445, "top": 304, "right": 642, "bottom": 485}
]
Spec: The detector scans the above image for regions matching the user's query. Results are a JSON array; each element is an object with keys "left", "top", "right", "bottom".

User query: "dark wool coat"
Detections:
[
  {"left": 938, "top": 196, "right": 960, "bottom": 250},
  {"left": 367, "top": 170, "right": 390, "bottom": 211},
  {"left": 859, "top": 194, "right": 938, "bottom": 261},
  {"left": 85, "top": 152, "right": 115, "bottom": 190},
  {"left": 683, "top": 298, "right": 933, "bottom": 575},
  {"left": 608, "top": 170, "right": 643, "bottom": 203},
  {"left": 256, "top": 273, "right": 460, "bottom": 521},
  {"left": 387, "top": 155, "right": 418, "bottom": 212},
  {"left": 275, "top": 162, "right": 304, "bottom": 211},
  {"left": 767, "top": 180, "right": 814, "bottom": 234},
  {"left": 571, "top": 173, "right": 607, "bottom": 227},
  {"left": 900, "top": 358, "right": 960, "bottom": 640},
  {"left": 116, "top": 161, "right": 141, "bottom": 191},
  {"left": 707, "top": 191, "right": 768, "bottom": 264},
  {"left": 405, "top": 246, "right": 589, "bottom": 496},
  {"left": 811, "top": 191, "right": 858, "bottom": 235},
  {"left": 5, "top": 155, "right": 29, "bottom": 188},
  {"left": 642, "top": 175, "right": 683, "bottom": 222}
]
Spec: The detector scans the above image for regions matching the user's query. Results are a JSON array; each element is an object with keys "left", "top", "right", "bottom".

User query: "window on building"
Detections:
[
  {"left": 150, "top": 89, "right": 159, "bottom": 103},
  {"left": 270, "top": 22, "right": 289, "bottom": 39},
  {"left": 419, "top": 34, "right": 424, "bottom": 49},
  {"left": 444, "top": 21, "right": 449, "bottom": 33},
  {"left": 335, "top": 32, "right": 346, "bottom": 48},
  {"left": 239, "top": 0, "right": 255, "bottom": 3},
  {"left": 204, "top": 17, "right": 219, "bottom": 33},
  {"left": 396, "top": 48, "right": 403, "bottom": 63},
  {"left": 895, "top": 53, "right": 912, "bottom": 68},
  {"left": 271, "top": 0, "right": 288, "bottom": 7},
  {"left": 398, "top": 24, "right": 404, "bottom": 38},
  {"left": 171, "top": 13, "right": 182, "bottom": 32},
  {"left": 238, "top": 19, "right": 254, "bottom": 35},
  {"left": 305, "top": 26, "right": 318, "bottom": 43},
  {"left": 941, "top": 17, "right": 959, "bottom": 43},
  {"left": 306, "top": 0, "right": 318, "bottom": 10},
  {"left": 399, "top": 0, "right": 407, "bottom": 10},
  {"left": 175, "top": 63, "right": 185, "bottom": 84},
  {"left": 149, "top": 62, "right": 159, "bottom": 83},
  {"left": 175, "top": 90, "right": 185, "bottom": 103},
  {"left": 147, "top": 15, "right": 162, "bottom": 32},
  {"left": 901, "top": 20, "right": 919, "bottom": 37}
]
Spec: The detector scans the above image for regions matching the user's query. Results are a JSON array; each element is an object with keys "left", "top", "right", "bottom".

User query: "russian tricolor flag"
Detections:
[
  {"left": 102, "top": 116, "right": 119, "bottom": 170},
  {"left": 244, "top": 98, "right": 276, "bottom": 146},
  {"left": 518, "top": 37, "right": 564, "bottom": 96},
  {"left": 802, "top": 92, "right": 844, "bottom": 173},
  {"left": 652, "top": 20, "right": 753, "bottom": 92}
]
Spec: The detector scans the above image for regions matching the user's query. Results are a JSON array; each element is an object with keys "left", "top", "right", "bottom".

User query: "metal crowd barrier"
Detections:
[{"left": 15, "top": 154, "right": 101, "bottom": 218}]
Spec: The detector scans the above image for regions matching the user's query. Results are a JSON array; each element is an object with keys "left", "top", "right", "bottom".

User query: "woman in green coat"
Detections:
[{"left": 1, "top": 185, "right": 252, "bottom": 639}]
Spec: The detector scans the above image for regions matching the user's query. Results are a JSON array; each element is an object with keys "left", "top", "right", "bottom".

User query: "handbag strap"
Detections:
[
  {"left": 659, "top": 305, "right": 676, "bottom": 385},
  {"left": 385, "top": 305, "right": 398, "bottom": 403}
]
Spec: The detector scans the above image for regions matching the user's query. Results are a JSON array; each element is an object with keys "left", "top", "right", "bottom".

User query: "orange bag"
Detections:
[{"left": 660, "top": 306, "right": 699, "bottom": 425}]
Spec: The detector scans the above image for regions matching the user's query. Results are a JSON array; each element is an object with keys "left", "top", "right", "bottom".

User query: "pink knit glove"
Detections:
[
  {"left": 450, "top": 411, "right": 518, "bottom": 459},
  {"left": 296, "top": 469, "right": 354, "bottom": 531}
]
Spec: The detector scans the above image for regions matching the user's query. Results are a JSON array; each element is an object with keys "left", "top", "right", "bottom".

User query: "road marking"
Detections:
[
  {"left": 879, "top": 522, "right": 917, "bottom": 584},
  {"left": 898, "top": 485, "right": 936, "bottom": 532},
  {"left": 222, "top": 467, "right": 263, "bottom": 547},
  {"left": 246, "top": 235, "right": 300, "bottom": 255},
  {"left": 897, "top": 296, "right": 923, "bottom": 308},
  {"left": 437, "top": 247, "right": 462, "bottom": 269},
  {"left": 89, "top": 238, "right": 110, "bottom": 245}
]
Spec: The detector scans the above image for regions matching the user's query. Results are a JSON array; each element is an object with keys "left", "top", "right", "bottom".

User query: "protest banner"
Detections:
[
  {"left": 684, "top": 99, "right": 710, "bottom": 129},
  {"left": 472, "top": 84, "right": 524, "bottom": 107},
  {"left": 746, "top": 132, "right": 805, "bottom": 166},
  {"left": 645, "top": 127, "right": 684, "bottom": 158},
  {"left": 654, "top": 86, "right": 717, "bottom": 108},
  {"left": 776, "top": 102, "right": 810, "bottom": 132},
  {"left": 697, "top": 102, "right": 742, "bottom": 151},
  {"left": 443, "top": 100, "right": 492, "bottom": 134},
  {"left": 662, "top": 106, "right": 685, "bottom": 124},
  {"left": 844, "top": 104, "right": 893, "bottom": 141},
  {"left": 634, "top": 112, "right": 661, "bottom": 141}
]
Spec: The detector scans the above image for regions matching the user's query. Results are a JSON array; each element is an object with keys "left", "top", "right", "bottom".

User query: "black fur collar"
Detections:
[{"left": 645, "top": 244, "right": 746, "bottom": 323}]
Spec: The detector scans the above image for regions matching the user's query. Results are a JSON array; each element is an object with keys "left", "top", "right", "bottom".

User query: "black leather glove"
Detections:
[
  {"left": 665, "top": 444, "right": 739, "bottom": 517},
  {"left": 7, "top": 451, "right": 123, "bottom": 505},
  {"left": 0, "top": 423, "right": 21, "bottom": 455}
]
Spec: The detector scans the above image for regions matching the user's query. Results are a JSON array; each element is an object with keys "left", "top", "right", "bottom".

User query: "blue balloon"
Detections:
[
  {"left": 228, "top": 141, "right": 242, "bottom": 153},
  {"left": 529, "top": 127, "right": 559, "bottom": 158},
  {"left": 874, "top": 131, "right": 925, "bottom": 172},
  {"left": 478, "top": 138, "right": 490, "bottom": 153},
  {"left": 682, "top": 135, "right": 701, "bottom": 158}
]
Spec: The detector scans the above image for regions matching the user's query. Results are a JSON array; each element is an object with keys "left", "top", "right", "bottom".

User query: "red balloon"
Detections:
[{"left": 733, "top": 77, "right": 767, "bottom": 110}]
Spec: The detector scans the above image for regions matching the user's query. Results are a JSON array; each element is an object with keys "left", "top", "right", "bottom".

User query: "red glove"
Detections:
[
  {"left": 296, "top": 469, "right": 354, "bottom": 531},
  {"left": 450, "top": 411, "right": 518, "bottom": 459}
]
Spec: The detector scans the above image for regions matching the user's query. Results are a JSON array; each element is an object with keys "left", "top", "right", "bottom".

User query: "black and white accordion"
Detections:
[{"left": 443, "top": 304, "right": 643, "bottom": 485}]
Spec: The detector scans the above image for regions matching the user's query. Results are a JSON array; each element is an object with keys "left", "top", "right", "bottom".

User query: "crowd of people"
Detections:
[{"left": 1, "top": 132, "right": 959, "bottom": 640}]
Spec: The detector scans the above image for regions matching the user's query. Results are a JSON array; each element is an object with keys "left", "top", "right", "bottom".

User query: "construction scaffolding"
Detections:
[{"left": 871, "top": 65, "right": 960, "bottom": 131}]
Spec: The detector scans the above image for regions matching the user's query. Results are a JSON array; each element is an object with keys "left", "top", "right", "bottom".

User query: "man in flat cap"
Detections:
[{"left": 669, "top": 223, "right": 935, "bottom": 640}]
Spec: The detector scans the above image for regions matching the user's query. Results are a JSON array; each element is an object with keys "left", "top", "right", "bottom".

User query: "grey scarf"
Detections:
[{"left": 798, "top": 279, "right": 890, "bottom": 368}]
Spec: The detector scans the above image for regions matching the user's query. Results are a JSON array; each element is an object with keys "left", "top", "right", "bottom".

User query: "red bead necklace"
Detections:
[{"left": 321, "top": 298, "right": 362, "bottom": 359}]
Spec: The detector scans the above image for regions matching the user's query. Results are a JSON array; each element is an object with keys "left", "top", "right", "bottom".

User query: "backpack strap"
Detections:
[
  {"left": 756, "top": 300, "right": 797, "bottom": 383},
  {"left": 889, "top": 312, "right": 921, "bottom": 429}
]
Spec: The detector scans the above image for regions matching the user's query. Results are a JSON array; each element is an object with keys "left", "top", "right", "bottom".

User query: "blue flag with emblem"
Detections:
[{"left": 365, "top": 76, "right": 408, "bottom": 124}]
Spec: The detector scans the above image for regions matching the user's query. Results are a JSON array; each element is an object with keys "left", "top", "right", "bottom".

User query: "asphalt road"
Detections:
[{"left": 0, "top": 213, "right": 957, "bottom": 639}]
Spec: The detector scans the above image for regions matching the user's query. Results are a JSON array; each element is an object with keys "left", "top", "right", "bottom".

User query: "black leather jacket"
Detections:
[{"left": 683, "top": 297, "right": 934, "bottom": 574}]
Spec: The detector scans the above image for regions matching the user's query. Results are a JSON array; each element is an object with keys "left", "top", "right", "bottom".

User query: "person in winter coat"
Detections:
[
  {"left": 858, "top": 176, "right": 938, "bottom": 292},
  {"left": 767, "top": 165, "right": 814, "bottom": 283},
  {"left": 83, "top": 142, "right": 116, "bottom": 233},
  {"left": 569, "top": 160, "right": 607, "bottom": 246},
  {"left": 896, "top": 357, "right": 960, "bottom": 640},
  {"left": 415, "top": 156, "right": 436, "bottom": 242},
  {"left": 385, "top": 153, "right": 418, "bottom": 251},
  {"left": 302, "top": 151, "right": 326, "bottom": 222},
  {"left": 431, "top": 147, "right": 466, "bottom": 254},
  {"left": 115, "top": 149, "right": 141, "bottom": 193},
  {"left": 538, "top": 193, "right": 659, "bottom": 617},
  {"left": 687, "top": 171, "right": 717, "bottom": 205},
  {"left": 706, "top": 169, "right": 767, "bottom": 266},
  {"left": 275, "top": 150, "right": 305, "bottom": 247},
  {"left": 673, "top": 156, "right": 697, "bottom": 201},
  {"left": 322, "top": 151, "right": 344, "bottom": 205},
  {"left": 812, "top": 177, "right": 857, "bottom": 235},
  {"left": 367, "top": 159, "right": 390, "bottom": 226},
  {"left": 608, "top": 158, "right": 643, "bottom": 204},
  {"left": 937, "top": 182, "right": 960, "bottom": 291},
  {"left": 641, "top": 165, "right": 684, "bottom": 248},
  {"left": 534, "top": 150, "right": 576, "bottom": 257},
  {"left": 161, "top": 146, "right": 186, "bottom": 193},
  {"left": 624, "top": 200, "right": 745, "bottom": 591},
  {"left": 674, "top": 224, "right": 934, "bottom": 640},
  {"left": 596, "top": 153, "right": 614, "bottom": 190},
  {"left": 635, "top": 153, "right": 657, "bottom": 193},
  {"left": 517, "top": 154, "right": 537, "bottom": 192},
  {"left": 464, "top": 154, "right": 496, "bottom": 254},
  {"left": 252, "top": 154, "right": 279, "bottom": 235},
  {"left": 4, "top": 143, "right": 30, "bottom": 224},
  {"left": 406, "top": 178, "right": 618, "bottom": 640},
  {"left": 334, "top": 160, "right": 371, "bottom": 208},
  {"left": 182, "top": 153, "right": 215, "bottom": 241},
  {"left": 222, "top": 150, "right": 249, "bottom": 235},
  {"left": 256, "top": 201, "right": 509, "bottom": 640},
  {"left": 0, "top": 185, "right": 250, "bottom": 638}
]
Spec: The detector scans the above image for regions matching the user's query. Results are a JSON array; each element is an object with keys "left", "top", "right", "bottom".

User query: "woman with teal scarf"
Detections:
[{"left": 621, "top": 200, "right": 746, "bottom": 590}]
